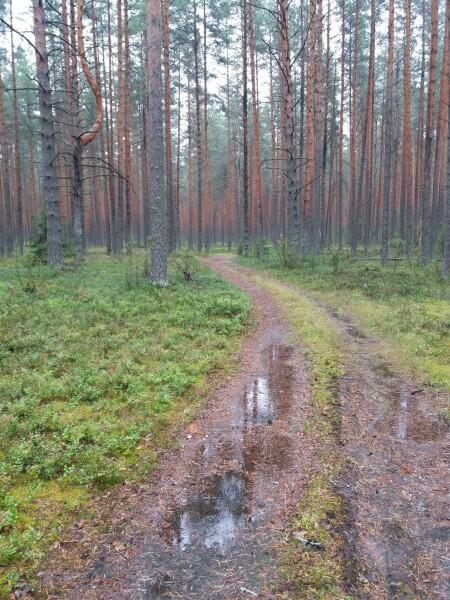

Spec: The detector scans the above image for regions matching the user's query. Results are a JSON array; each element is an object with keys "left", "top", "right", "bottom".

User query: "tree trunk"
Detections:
[
  {"left": 278, "top": 0, "right": 300, "bottom": 252},
  {"left": 431, "top": 6, "right": 449, "bottom": 252},
  {"left": 72, "top": 0, "right": 103, "bottom": 260},
  {"left": 124, "top": 0, "right": 132, "bottom": 253},
  {"left": 320, "top": 0, "right": 330, "bottom": 251},
  {"left": 187, "top": 75, "right": 194, "bottom": 250},
  {"left": 421, "top": 0, "right": 439, "bottom": 264},
  {"left": 312, "top": 0, "right": 323, "bottom": 254},
  {"left": 402, "top": 0, "right": 413, "bottom": 259},
  {"left": 175, "top": 54, "right": 182, "bottom": 248},
  {"left": 443, "top": 0, "right": 450, "bottom": 280},
  {"left": 116, "top": 0, "right": 124, "bottom": 252},
  {"left": 162, "top": 0, "right": 175, "bottom": 252},
  {"left": 349, "top": 0, "right": 359, "bottom": 254},
  {"left": 242, "top": 0, "right": 250, "bottom": 256},
  {"left": 381, "top": 0, "right": 394, "bottom": 266},
  {"left": 147, "top": 0, "right": 168, "bottom": 284},
  {"left": 193, "top": 0, "right": 203, "bottom": 252},
  {"left": 202, "top": 0, "right": 211, "bottom": 249},
  {"left": 0, "top": 73, "right": 14, "bottom": 256},
  {"left": 304, "top": 0, "right": 316, "bottom": 253},
  {"left": 269, "top": 52, "right": 279, "bottom": 242},
  {"left": 32, "top": 0, "right": 64, "bottom": 268},
  {"left": 337, "top": 0, "right": 345, "bottom": 251},
  {"left": 10, "top": 2, "right": 24, "bottom": 254},
  {"left": 249, "top": 1, "right": 264, "bottom": 256}
]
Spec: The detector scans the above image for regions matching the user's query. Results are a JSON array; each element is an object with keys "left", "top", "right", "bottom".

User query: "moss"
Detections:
[{"left": 0, "top": 250, "right": 250, "bottom": 594}]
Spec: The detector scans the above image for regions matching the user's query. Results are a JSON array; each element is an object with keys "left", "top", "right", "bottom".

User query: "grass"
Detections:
[
  {"left": 237, "top": 247, "right": 450, "bottom": 390},
  {"left": 243, "top": 273, "right": 350, "bottom": 599},
  {"left": 0, "top": 249, "right": 249, "bottom": 595}
]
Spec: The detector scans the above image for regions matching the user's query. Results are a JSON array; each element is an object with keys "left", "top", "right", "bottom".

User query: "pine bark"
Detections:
[
  {"left": 0, "top": 73, "right": 14, "bottom": 256},
  {"left": 242, "top": 0, "right": 250, "bottom": 256},
  {"left": 162, "top": 0, "right": 175, "bottom": 251},
  {"left": 249, "top": 2, "right": 264, "bottom": 255},
  {"left": 147, "top": 0, "right": 168, "bottom": 284},
  {"left": 349, "top": 0, "right": 359, "bottom": 254},
  {"left": 304, "top": 0, "right": 316, "bottom": 252},
  {"left": 279, "top": 0, "right": 300, "bottom": 252},
  {"left": 193, "top": 0, "right": 203, "bottom": 251},
  {"left": 443, "top": 0, "right": 450, "bottom": 280},
  {"left": 381, "top": 0, "right": 395, "bottom": 266},
  {"left": 202, "top": 0, "right": 210, "bottom": 249},
  {"left": 402, "top": 0, "right": 414, "bottom": 258},
  {"left": 421, "top": 0, "right": 439, "bottom": 264},
  {"left": 337, "top": 0, "right": 345, "bottom": 251},
  {"left": 10, "top": 2, "right": 24, "bottom": 254},
  {"left": 124, "top": 0, "right": 132, "bottom": 253},
  {"left": 32, "top": 0, "right": 64, "bottom": 268}
]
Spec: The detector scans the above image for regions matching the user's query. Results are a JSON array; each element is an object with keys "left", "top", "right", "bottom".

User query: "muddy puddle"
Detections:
[
  {"left": 70, "top": 340, "right": 309, "bottom": 599},
  {"left": 389, "top": 383, "right": 449, "bottom": 443},
  {"left": 164, "top": 344, "right": 296, "bottom": 556}
]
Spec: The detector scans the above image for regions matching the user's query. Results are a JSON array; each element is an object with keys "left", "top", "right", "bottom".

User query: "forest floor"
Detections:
[
  {"left": 0, "top": 255, "right": 450, "bottom": 600},
  {"left": 28, "top": 254, "right": 449, "bottom": 599},
  {"left": 0, "top": 252, "right": 250, "bottom": 596}
]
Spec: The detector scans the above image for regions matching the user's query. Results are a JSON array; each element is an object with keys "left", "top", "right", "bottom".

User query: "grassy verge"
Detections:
[
  {"left": 0, "top": 250, "right": 249, "bottom": 595},
  {"left": 246, "top": 273, "right": 350, "bottom": 599},
  {"left": 237, "top": 250, "right": 449, "bottom": 390}
]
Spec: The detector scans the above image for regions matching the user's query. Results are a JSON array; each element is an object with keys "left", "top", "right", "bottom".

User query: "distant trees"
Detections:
[{"left": 0, "top": 0, "right": 448, "bottom": 271}]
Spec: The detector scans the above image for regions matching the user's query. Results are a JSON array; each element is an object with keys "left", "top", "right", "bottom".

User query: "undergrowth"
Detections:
[{"left": 0, "top": 250, "right": 249, "bottom": 594}]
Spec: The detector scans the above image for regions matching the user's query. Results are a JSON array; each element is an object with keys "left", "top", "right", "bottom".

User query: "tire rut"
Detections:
[{"left": 226, "top": 257, "right": 449, "bottom": 600}]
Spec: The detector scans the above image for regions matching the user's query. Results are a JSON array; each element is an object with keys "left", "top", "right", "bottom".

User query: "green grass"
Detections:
[
  {"left": 245, "top": 274, "right": 350, "bottom": 599},
  {"left": 237, "top": 248, "right": 450, "bottom": 390},
  {"left": 0, "top": 250, "right": 249, "bottom": 594}
]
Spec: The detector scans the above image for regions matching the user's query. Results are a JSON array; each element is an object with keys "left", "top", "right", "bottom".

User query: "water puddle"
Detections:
[
  {"left": 395, "top": 386, "right": 409, "bottom": 440},
  {"left": 163, "top": 343, "right": 296, "bottom": 552},
  {"left": 168, "top": 471, "right": 247, "bottom": 551},
  {"left": 390, "top": 384, "right": 449, "bottom": 442},
  {"left": 244, "top": 377, "right": 274, "bottom": 425}
]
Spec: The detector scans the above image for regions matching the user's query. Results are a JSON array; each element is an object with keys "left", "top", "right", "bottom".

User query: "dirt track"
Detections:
[
  {"left": 39, "top": 256, "right": 449, "bottom": 600},
  {"left": 40, "top": 256, "right": 315, "bottom": 599}
]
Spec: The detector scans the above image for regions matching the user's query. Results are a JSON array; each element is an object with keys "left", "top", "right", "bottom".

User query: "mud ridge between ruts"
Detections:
[
  {"left": 40, "top": 257, "right": 317, "bottom": 599},
  {"left": 222, "top": 257, "right": 449, "bottom": 600}
]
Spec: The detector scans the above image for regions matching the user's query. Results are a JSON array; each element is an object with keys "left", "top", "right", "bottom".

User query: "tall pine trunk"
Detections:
[
  {"left": 33, "top": 0, "right": 64, "bottom": 268},
  {"left": 279, "top": 0, "right": 300, "bottom": 252},
  {"left": 421, "top": 0, "right": 439, "bottom": 264},
  {"left": 241, "top": 0, "right": 250, "bottom": 256},
  {"left": 381, "top": 0, "right": 394, "bottom": 266},
  {"left": 147, "top": 0, "right": 168, "bottom": 284}
]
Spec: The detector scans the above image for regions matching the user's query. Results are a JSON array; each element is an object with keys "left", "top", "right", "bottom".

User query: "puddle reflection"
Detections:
[
  {"left": 169, "top": 471, "right": 247, "bottom": 550},
  {"left": 164, "top": 343, "right": 296, "bottom": 552}
]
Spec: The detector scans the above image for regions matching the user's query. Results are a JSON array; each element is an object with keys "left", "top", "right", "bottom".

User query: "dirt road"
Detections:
[{"left": 40, "top": 256, "right": 449, "bottom": 600}]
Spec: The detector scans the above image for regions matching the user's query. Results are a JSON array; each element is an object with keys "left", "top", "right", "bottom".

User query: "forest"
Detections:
[{"left": 0, "top": 0, "right": 449, "bottom": 598}]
